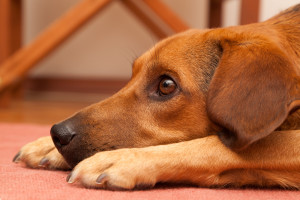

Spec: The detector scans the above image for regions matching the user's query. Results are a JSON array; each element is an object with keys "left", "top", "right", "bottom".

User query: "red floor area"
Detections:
[{"left": 1, "top": 123, "right": 300, "bottom": 200}]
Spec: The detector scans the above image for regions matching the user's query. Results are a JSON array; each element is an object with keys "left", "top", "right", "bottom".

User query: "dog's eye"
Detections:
[{"left": 158, "top": 78, "right": 177, "bottom": 96}]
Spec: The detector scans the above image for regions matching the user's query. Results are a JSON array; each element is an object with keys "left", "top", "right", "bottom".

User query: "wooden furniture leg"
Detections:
[
  {"left": 0, "top": 0, "right": 22, "bottom": 64},
  {"left": 209, "top": 0, "right": 222, "bottom": 28},
  {"left": 122, "top": 0, "right": 168, "bottom": 39},
  {"left": 142, "top": 0, "right": 188, "bottom": 33},
  {"left": 122, "top": 0, "right": 189, "bottom": 39},
  {"left": 240, "top": 0, "right": 260, "bottom": 25},
  {"left": 0, "top": 0, "right": 22, "bottom": 106},
  {"left": 0, "top": 0, "right": 113, "bottom": 93}
]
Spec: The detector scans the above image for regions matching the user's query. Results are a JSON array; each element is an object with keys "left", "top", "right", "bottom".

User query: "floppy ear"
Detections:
[{"left": 207, "top": 35, "right": 300, "bottom": 151}]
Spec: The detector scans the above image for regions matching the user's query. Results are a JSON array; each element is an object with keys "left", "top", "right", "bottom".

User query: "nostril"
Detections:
[
  {"left": 50, "top": 124, "right": 76, "bottom": 148},
  {"left": 52, "top": 135, "right": 62, "bottom": 148}
]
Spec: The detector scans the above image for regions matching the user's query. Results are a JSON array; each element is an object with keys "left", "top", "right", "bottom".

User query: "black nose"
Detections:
[{"left": 50, "top": 123, "right": 76, "bottom": 148}]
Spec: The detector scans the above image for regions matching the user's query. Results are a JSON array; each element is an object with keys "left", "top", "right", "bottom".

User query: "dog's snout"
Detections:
[{"left": 50, "top": 123, "right": 76, "bottom": 148}]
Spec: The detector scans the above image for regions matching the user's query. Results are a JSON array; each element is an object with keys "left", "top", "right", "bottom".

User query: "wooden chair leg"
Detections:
[
  {"left": 0, "top": 0, "right": 23, "bottom": 105},
  {"left": 209, "top": 0, "right": 222, "bottom": 28},
  {"left": 142, "top": 0, "right": 189, "bottom": 33},
  {"left": 122, "top": 0, "right": 167, "bottom": 39},
  {"left": 240, "top": 0, "right": 260, "bottom": 25},
  {"left": 0, "top": 0, "right": 113, "bottom": 93},
  {"left": 0, "top": 0, "right": 22, "bottom": 64}
]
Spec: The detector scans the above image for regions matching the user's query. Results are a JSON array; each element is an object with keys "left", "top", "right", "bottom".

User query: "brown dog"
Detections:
[{"left": 14, "top": 4, "right": 300, "bottom": 190}]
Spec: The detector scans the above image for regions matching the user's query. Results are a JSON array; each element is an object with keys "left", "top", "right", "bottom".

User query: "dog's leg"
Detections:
[
  {"left": 13, "top": 136, "right": 70, "bottom": 170},
  {"left": 67, "top": 130, "right": 300, "bottom": 190}
]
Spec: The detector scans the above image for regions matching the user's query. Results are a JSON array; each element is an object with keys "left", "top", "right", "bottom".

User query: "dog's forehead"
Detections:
[{"left": 134, "top": 30, "right": 208, "bottom": 71}]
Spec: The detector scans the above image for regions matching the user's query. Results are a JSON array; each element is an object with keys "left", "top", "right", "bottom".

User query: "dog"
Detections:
[{"left": 13, "top": 4, "right": 300, "bottom": 190}]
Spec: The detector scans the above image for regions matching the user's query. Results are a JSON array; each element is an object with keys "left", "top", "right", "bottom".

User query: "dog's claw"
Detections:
[
  {"left": 96, "top": 173, "right": 108, "bottom": 185},
  {"left": 96, "top": 173, "right": 128, "bottom": 190},
  {"left": 39, "top": 158, "right": 49, "bottom": 167},
  {"left": 13, "top": 152, "right": 21, "bottom": 163},
  {"left": 66, "top": 172, "right": 73, "bottom": 183},
  {"left": 67, "top": 171, "right": 77, "bottom": 184}
]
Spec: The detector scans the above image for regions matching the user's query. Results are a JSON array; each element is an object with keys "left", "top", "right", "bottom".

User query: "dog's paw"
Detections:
[
  {"left": 67, "top": 148, "right": 157, "bottom": 190},
  {"left": 13, "top": 136, "right": 70, "bottom": 170}
]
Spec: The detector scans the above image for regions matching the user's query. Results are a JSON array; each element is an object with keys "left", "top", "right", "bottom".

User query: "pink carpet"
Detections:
[{"left": 1, "top": 123, "right": 300, "bottom": 200}]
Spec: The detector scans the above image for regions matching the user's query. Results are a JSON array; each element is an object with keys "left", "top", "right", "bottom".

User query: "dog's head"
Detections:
[{"left": 50, "top": 29, "right": 300, "bottom": 168}]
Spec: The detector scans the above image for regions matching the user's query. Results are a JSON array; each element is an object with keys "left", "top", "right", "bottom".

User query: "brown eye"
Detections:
[{"left": 159, "top": 78, "right": 177, "bottom": 95}]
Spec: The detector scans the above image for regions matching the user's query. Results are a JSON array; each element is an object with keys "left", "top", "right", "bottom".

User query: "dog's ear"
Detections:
[{"left": 207, "top": 34, "right": 300, "bottom": 151}]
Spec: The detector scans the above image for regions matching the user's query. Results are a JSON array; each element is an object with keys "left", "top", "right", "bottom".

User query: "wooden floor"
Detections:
[{"left": 0, "top": 91, "right": 111, "bottom": 125}]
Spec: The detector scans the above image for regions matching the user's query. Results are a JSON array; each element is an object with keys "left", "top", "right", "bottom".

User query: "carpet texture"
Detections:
[{"left": 1, "top": 123, "right": 300, "bottom": 200}]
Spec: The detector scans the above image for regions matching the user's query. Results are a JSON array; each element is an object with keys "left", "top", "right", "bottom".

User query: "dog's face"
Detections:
[
  {"left": 51, "top": 30, "right": 221, "bottom": 167},
  {"left": 51, "top": 28, "right": 300, "bottom": 168}
]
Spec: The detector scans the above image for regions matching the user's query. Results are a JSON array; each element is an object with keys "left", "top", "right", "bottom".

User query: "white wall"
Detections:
[
  {"left": 221, "top": 0, "right": 300, "bottom": 27},
  {"left": 222, "top": 0, "right": 241, "bottom": 27},
  {"left": 24, "top": 0, "right": 300, "bottom": 79},
  {"left": 260, "top": 0, "right": 300, "bottom": 21}
]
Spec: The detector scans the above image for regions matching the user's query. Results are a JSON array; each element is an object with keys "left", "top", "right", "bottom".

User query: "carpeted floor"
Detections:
[{"left": 1, "top": 123, "right": 300, "bottom": 200}]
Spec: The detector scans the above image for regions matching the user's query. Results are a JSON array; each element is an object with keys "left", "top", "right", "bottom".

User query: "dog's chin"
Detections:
[
  {"left": 61, "top": 149, "right": 94, "bottom": 168},
  {"left": 57, "top": 147, "right": 92, "bottom": 168},
  {"left": 52, "top": 140, "right": 97, "bottom": 168},
  {"left": 54, "top": 140, "right": 121, "bottom": 168}
]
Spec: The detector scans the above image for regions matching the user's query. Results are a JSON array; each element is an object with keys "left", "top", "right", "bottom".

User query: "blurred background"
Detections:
[{"left": 0, "top": 0, "right": 299, "bottom": 125}]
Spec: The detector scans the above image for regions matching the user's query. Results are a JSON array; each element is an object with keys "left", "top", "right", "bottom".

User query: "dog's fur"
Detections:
[{"left": 14, "top": 4, "right": 300, "bottom": 190}]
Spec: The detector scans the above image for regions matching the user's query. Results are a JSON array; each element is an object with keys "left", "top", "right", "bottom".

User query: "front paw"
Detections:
[
  {"left": 13, "top": 136, "right": 70, "bottom": 170},
  {"left": 67, "top": 149, "right": 157, "bottom": 190}
]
